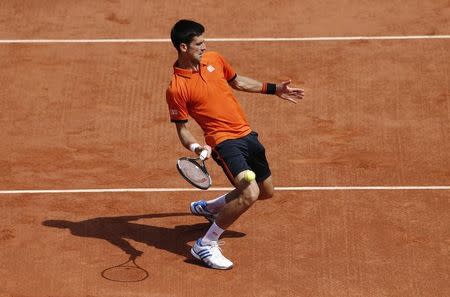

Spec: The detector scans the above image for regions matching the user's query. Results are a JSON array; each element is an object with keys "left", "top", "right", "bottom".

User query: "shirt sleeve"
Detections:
[
  {"left": 166, "top": 87, "right": 188, "bottom": 123},
  {"left": 215, "top": 53, "right": 237, "bottom": 82}
]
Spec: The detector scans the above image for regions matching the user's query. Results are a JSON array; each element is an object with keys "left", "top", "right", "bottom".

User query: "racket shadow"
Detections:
[{"left": 42, "top": 212, "right": 246, "bottom": 262}]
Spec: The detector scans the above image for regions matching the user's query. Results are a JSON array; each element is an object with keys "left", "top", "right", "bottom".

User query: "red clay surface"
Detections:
[
  {"left": 0, "top": 0, "right": 449, "bottom": 38},
  {"left": 1, "top": 41, "right": 449, "bottom": 189},
  {"left": 1, "top": 1, "right": 449, "bottom": 297},
  {"left": 1, "top": 191, "right": 449, "bottom": 297}
]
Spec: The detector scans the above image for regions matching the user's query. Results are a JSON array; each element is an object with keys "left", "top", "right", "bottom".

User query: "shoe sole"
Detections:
[{"left": 190, "top": 248, "right": 233, "bottom": 270}]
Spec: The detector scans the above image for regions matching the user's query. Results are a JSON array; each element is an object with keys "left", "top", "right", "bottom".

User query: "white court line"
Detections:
[
  {"left": 1, "top": 186, "right": 450, "bottom": 194},
  {"left": 0, "top": 35, "right": 449, "bottom": 44}
]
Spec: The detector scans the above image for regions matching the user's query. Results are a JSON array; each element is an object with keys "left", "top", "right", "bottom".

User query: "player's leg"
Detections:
[
  {"left": 191, "top": 131, "right": 273, "bottom": 221},
  {"left": 190, "top": 139, "right": 246, "bottom": 221},
  {"left": 245, "top": 131, "right": 274, "bottom": 200},
  {"left": 191, "top": 170, "right": 257, "bottom": 269},
  {"left": 190, "top": 188, "right": 241, "bottom": 223},
  {"left": 190, "top": 137, "right": 257, "bottom": 269},
  {"left": 214, "top": 171, "right": 259, "bottom": 229},
  {"left": 258, "top": 175, "right": 274, "bottom": 200}
]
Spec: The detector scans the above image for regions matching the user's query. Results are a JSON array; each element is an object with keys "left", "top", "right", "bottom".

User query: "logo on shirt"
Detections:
[
  {"left": 207, "top": 65, "right": 215, "bottom": 72},
  {"left": 170, "top": 109, "right": 179, "bottom": 116}
]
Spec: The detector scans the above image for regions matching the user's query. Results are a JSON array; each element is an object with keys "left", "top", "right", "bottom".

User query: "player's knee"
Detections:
[
  {"left": 258, "top": 183, "right": 274, "bottom": 200},
  {"left": 259, "top": 190, "right": 274, "bottom": 200},
  {"left": 240, "top": 187, "right": 260, "bottom": 208}
]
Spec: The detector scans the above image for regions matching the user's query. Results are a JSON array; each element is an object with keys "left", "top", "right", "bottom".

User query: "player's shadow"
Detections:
[{"left": 42, "top": 213, "right": 245, "bottom": 264}]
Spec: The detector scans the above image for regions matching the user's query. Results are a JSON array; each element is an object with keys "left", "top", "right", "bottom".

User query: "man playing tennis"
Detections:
[{"left": 166, "top": 19, "right": 304, "bottom": 269}]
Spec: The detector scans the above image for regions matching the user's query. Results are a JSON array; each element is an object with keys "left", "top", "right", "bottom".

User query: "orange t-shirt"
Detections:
[{"left": 166, "top": 51, "right": 251, "bottom": 147}]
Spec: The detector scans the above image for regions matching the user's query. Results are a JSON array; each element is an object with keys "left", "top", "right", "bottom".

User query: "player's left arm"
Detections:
[{"left": 228, "top": 74, "right": 305, "bottom": 104}]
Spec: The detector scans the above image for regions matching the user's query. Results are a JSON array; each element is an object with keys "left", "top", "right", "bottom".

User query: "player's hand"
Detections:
[
  {"left": 275, "top": 80, "right": 305, "bottom": 104},
  {"left": 194, "top": 145, "right": 212, "bottom": 160}
]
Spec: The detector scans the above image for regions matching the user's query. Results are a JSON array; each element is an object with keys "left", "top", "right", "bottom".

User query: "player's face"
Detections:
[{"left": 187, "top": 35, "right": 206, "bottom": 63}]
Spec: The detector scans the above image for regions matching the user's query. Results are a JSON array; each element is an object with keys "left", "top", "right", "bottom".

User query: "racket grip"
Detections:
[{"left": 199, "top": 149, "right": 208, "bottom": 161}]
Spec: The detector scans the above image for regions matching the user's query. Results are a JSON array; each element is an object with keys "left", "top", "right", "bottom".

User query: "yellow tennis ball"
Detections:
[{"left": 244, "top": 170, "right": 256, "bottom": 182}]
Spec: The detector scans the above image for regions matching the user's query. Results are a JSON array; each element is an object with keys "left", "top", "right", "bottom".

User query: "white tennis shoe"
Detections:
[
  {"left": 191, "top": 239, "right": 233, "bottom": 270},
  {"left": 190, "top": 200, "right": 218, "bottom": 223}
]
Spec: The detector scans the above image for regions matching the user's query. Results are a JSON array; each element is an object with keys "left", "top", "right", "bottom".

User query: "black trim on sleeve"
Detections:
[
  {"left": 171, "top": 119, "right": 188, "bottom": 123},
  {"left": 227, "top": 73, "right": 237, "bottom": 83}
]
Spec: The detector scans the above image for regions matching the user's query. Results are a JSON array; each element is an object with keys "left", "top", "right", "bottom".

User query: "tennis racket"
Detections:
[{"left": 176, "top": 149, "right": 212, "bottom": 190}]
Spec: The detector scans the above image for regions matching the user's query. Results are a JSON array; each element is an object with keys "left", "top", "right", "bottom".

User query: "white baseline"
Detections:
[
  {"left": 0, "top": 35, "right": 449, "bottom": 44},
  {"left": 1, "top": 186, "right": 450, "bottom": 195}
]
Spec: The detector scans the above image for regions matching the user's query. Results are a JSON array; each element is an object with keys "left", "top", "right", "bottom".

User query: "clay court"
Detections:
[{"left": 1, "top": 1, "right": 449, "bottom": 296}]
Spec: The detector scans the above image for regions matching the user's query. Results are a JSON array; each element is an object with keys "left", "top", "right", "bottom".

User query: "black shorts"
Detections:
[{"left": 212, "top": 131, "right": 271, "bottom": 185}]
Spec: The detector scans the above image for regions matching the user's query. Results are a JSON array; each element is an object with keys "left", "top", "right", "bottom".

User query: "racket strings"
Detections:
[{"left": 178, "top": 159, "right": 209, "bottom": 187}]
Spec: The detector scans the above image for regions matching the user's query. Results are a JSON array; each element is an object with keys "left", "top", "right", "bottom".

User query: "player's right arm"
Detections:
[
  {"left": 167, "top": 83, "right": 211, "bottom": 158},
  {"left": 175, "top": 122, "right": 212, "bottom": 158}
]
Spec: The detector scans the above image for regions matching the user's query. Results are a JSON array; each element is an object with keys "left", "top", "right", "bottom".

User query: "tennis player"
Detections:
[{"left": 166, "top": 19, "right": 304, "bottom": 269}]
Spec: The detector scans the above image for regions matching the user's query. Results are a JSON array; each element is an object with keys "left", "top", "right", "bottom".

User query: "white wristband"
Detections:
[{"left": 189, "top": 143, "right": 201, "bottom": 153}]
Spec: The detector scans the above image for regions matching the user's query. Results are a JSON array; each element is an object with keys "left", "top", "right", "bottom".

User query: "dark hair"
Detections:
[{"left": 170, "top": 19, "right": 205, "bottom": 51}]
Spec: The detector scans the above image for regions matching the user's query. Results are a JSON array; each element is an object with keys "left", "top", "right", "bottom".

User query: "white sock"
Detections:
[
  {"left": 201, "top": 222, "right": 225, "bottom": 244},
  {"left": 206, "top": 193, "right": 227, "bottom": 213}
]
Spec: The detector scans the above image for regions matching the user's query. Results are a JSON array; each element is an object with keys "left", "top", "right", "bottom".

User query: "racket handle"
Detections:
[{"left": 199, "top": 149, "right": 208, "bottom": 161}]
